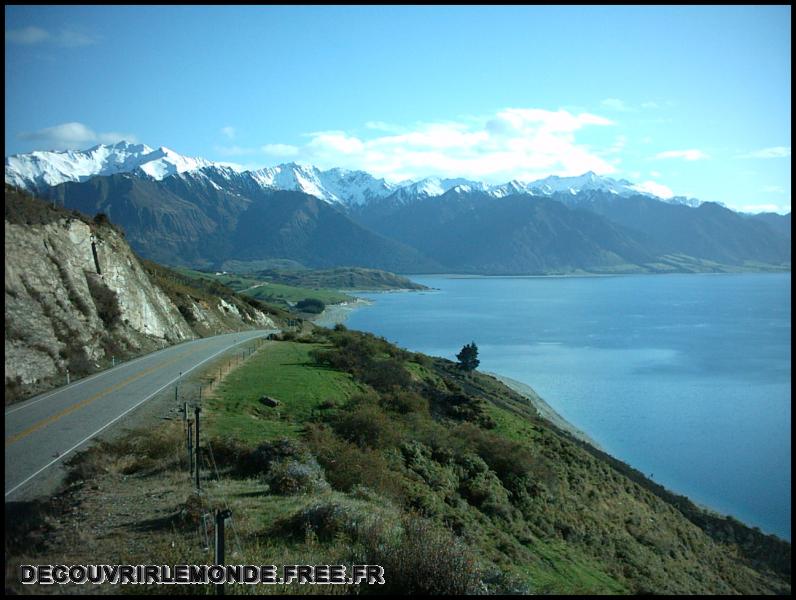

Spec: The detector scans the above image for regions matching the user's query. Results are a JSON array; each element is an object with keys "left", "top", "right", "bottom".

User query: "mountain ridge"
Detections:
[{"left": 8, "top": 141, "right": 761, "bottom": 213}]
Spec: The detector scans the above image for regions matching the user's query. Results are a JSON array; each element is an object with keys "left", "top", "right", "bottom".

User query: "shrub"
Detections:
[
  {"left": 357, "top": 512, "right": 482, "bottom": 595},
  {"left": 306, "top": 424, "right": 407, "bottom": 502},
  {"left": 85, "top": 274, "right": 122, "bottom": 327},
  {"left": 295, "top": 298, "right": 325, "bottom": 314},
  {"left": 331, "top": 402, "right": 403, "bottom": 450},
  {"left": 265, "top": 456, "right": 330, "bottom": 495},
  {"left": 431, "top": 390, "right": 495, "bottom": 427},
  {"left": 361, "top": 357, "right": 412, "bottom": 392},
  {"left": 280, "top": 497, "right": 400, "bottom": 543},
  {"left": 381, "top": 389, "right": 429, "bottom": 415},
  {"left": 450, "top": 423, "right": 551, "bottom": 491},
  {"left": 177, "top": 303, "right": 196, "bottom": 324},
  {"left": 64, "top": 345, "right": 94, "bottom": 376},
  {"left": 64, "top": 445, "right": 109, "bottom": 484}
]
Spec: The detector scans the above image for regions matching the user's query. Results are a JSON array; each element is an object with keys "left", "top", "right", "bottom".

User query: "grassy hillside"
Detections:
[
  {"left": 196, "top": 328, "right": 789, "bottom": 594},
  {"left": 171, "top": 266, "right": 353, "bottom": 307},
  {"left": 6, "top": 326, "right": 790, "bottom": 594}
]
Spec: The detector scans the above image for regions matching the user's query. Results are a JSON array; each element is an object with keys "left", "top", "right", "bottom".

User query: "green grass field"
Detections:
[
  {"left": 172, "top": 266, "right": 353, "bottom": 307},
  {"left": 243, "top": 281, "right": 351, "bottom": 305},
  {"left": 205, "top": 341, "right": 364, "bottom": 443}
]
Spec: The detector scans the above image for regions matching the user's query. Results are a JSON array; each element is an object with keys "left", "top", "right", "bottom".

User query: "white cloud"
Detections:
[
  {"left": 258, "top": 108, "right": 617, "bottom": 183},
  {"left": 738, "top": 146, "right": 791, "bottom": 159},
  {"left": 5, "top": 26, "right": 97, "bottom": 47},
  {"left": 5, "top": 26, "right": 49, "bottom": 44},
  {"left": 17, "top": 122, "right": 137, "bottom": 150},
  {"left": 654, "top": 149, "right": 710, "bottom": 161},
  {"left": 631, "top": 180, "right": 674, "bottom": 199},
  {"left": 220, "top": 126, "right": 236, "bottom": 140},
  {"left": 762, "top": 186, "right": 786, "bottom": 194}
]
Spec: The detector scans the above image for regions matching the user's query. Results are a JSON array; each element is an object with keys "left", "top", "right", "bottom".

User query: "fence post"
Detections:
[{"left": 215, "top": 509, "right": 232, "bottom": 595}]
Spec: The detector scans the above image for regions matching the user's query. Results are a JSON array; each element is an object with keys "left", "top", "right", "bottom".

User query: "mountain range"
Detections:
[{"left": 5, "top": 142, "right": 791, "bottom": 274}]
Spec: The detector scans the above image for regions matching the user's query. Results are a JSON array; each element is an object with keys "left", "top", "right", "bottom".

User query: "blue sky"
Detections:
[{"left": 5, "top": 5, "right": 791, "bottom": 213}]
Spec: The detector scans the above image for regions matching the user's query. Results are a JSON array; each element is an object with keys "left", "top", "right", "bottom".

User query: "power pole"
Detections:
[
  {"left": 215, "top": 509, "right": 232, "bottom": 595},
  {"left": 194, "top": 406, "right": 201, "bottom": 490},
  {"left": 187, "top": 419, "right": 193, "bottom": 475}
]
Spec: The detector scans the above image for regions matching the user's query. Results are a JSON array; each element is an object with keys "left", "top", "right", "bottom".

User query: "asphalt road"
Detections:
[{"left": 5, "top": 329, "right": 275, "bottom": 502}]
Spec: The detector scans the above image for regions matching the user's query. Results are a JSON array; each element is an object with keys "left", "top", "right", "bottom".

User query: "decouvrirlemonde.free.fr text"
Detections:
[{"left": 21, "top": 564, "right": 385, "bottom": 585}]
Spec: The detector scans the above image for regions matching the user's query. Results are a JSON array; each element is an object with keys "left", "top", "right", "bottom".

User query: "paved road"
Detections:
[{"left": 5, "top": 329, "right": 275, "bottom": 501}]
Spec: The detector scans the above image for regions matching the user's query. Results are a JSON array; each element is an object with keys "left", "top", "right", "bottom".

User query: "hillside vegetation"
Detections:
[
  {"left": 250, "top": 267, "right": 430, "bottom": 290},
  {"left": 205, "top": 328, "right": 787, "bottom": 594},
  {"left": 170, "top": 267, "right": 353, "bottom": 307},
  {"left": 6, "top": 327, "right": 790, "bottom": 594}
]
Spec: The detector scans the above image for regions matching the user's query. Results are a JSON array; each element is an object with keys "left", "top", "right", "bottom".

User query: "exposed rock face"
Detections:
[{"left": 5, "top": 190, "right": 276, "bottom": 403}]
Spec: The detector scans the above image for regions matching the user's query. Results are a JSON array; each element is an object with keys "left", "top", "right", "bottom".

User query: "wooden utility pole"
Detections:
[
  {"left": 215, "top": 509, "right": 232, "bottom": 595},
  {"left": 194, "top": 406, "right": 201, "bottom": 490},
  {"left": 187, "top": 419, "right": 193, "bottom": 475}
]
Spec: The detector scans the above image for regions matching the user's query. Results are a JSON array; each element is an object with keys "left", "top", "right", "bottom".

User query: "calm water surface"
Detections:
[{"left": 341, "top": 273, "right": 791, "bottom": 540}]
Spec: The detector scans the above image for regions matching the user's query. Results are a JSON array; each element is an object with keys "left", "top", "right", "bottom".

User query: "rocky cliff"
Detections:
[{"left": 4, "top": 185, "right": 281, "bottom": 404}]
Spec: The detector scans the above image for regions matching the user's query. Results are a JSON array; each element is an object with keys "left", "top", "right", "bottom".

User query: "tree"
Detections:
[
  {"left": 295, "top": 298, "right": 325, "bottom": 314},
  {"left": 456, "top": 342, "right": 480, "bottom": 372}
]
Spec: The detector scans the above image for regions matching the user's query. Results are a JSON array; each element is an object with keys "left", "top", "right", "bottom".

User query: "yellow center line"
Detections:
[{"left": 5, "top": 348, "right": 197, "bottom": 447}]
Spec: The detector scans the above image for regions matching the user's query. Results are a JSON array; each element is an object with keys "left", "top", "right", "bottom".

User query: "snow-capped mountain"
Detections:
[
  {"left": 247, "top": 163, "right": 398, "bottom": 205},
  {"left": 6, "top": 141, "right": 697, "bottom": 208},
  {"left": 4, "top": 141, "right": 214, "bottom": 192},
  {"left": 526, "top": 171, "right": 645, "bottom": 197}
]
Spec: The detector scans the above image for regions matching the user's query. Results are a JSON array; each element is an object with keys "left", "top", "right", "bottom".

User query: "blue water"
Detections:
[{"left": 342, "top": 273, "right": 791, "bottom": 540}]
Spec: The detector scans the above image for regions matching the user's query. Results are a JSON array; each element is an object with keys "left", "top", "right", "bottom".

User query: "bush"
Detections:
[
  {"left": 295, "top": 298, "right": 325, "bottom": 314},
  {"left": 361, "top": 357, "right": 412, "bottom": 392},
  {"left": 450, "top": 423, "right": 552, "bottom": 491},
  {"left": 331, "top": 401, "right": 403, "bottom": 450},
  {"left": 357, "top": 512, "right": 482, "bottom": 595},
  {"left": 177, "top": 303, "right": 196, "bottom": 324},
  {"left": 381, "top": 389, "right": 429, "bottom": 415},
  {"left": 209, "top": 436, "right": 330, "bottom": 494},
  {"left": 85, "top": 274, "right": 122, "bottom": 327},
  {"left": 306, "top": 424, "right": 408, "bottom": 502},
  {"left": 280, "top": 497, "right": 400, "bottom": 543},
  {"left": 265, "top": 456, "right": 330, "bottom": 495}
]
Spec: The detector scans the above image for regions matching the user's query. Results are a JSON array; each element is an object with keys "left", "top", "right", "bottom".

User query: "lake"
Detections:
[{"left": 331, "top": 273, "right": 791, "bottom": 540}]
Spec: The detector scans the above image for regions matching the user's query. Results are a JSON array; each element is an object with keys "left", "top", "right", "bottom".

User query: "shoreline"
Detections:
[
  {"left": 311, "top": 297, "right": 373, "bottom": 328},
  {"left": 309, "top": 281, "right": 790, "bottom": 541},
  {"left": 400, "top": 269, "right": 790, "bottom": 279},
  {"left": 312, "top": 294, "right": 607, "bottom": 453},
  {"left": 485, "top": 371, "right": 606, "bottom": 451}
]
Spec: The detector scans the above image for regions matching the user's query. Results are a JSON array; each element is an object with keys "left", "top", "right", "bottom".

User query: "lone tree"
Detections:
[{"left": 456, "top": 342, "right": 480, "bottom": 372}]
